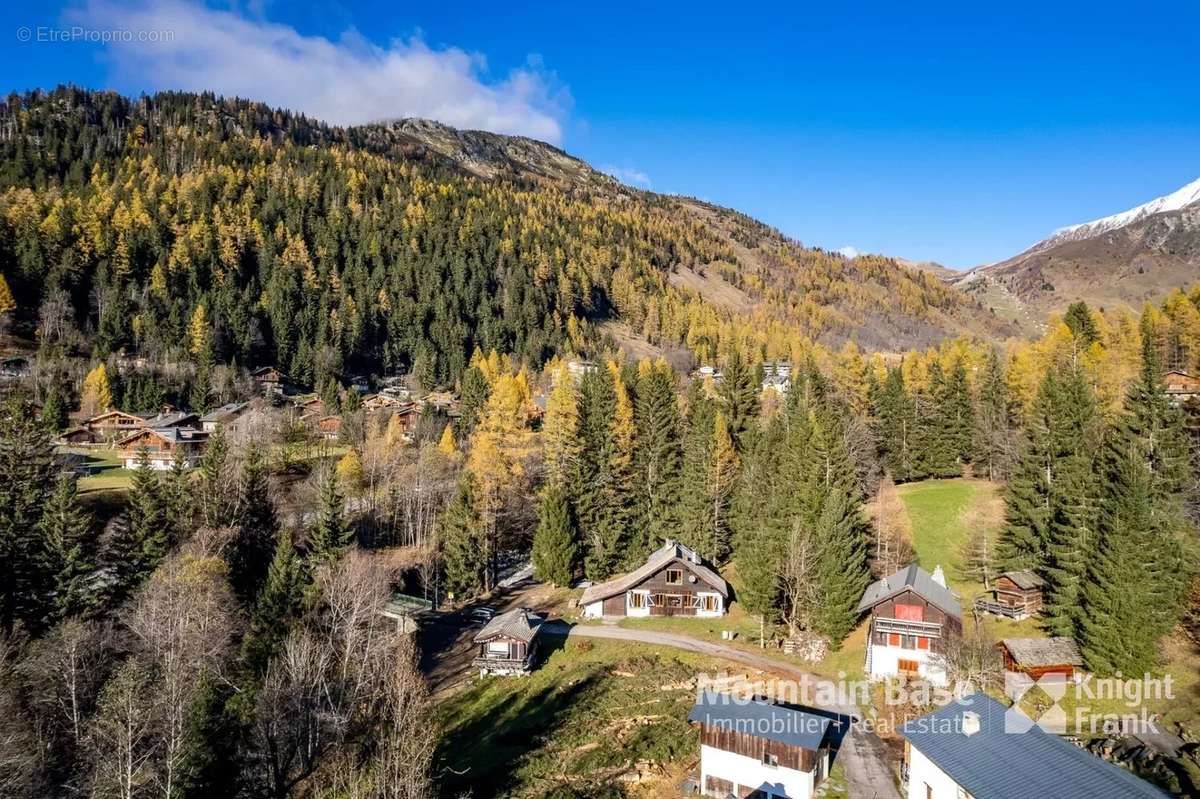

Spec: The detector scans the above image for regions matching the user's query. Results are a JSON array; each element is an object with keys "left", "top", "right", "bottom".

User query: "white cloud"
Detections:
[
  {"left": 599, "top": 164, "right": 651, "bottom": 188},
  {"left": 837, "top": 246, "right": 860, "bottom": 259},
  {"left": 71, "top": 0, "right": 569, "bottom": 143}
]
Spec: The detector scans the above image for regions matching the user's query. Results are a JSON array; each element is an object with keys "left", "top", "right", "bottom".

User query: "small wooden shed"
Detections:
[
  {"left": 974, "top": 570, "right": 1044, "bottom": 619},
  {"left": 472, "top": 608, "right": 545, "bottom": 676},
  {"left": 998, "top": 637, "right": 1084, "bottom": 681}
]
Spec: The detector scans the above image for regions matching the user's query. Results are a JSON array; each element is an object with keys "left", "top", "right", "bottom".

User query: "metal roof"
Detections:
[
  {"left": 199, "top": 401, "right": 248, "bottom": 423},
  {"left": 900, "top": 694, "right": 1169, "bottom": 799},
  {"left": 689, "top": 692, "right": 831, "bottom": 753},
  {"left": 579, "top": 540, "right": 729, "bottom": 606},
  {"left": 856, "top": 563, "right": 962, "bottom": 619},
  {"left": 473, "top": 608, "right": 544, "bottom": 644}
]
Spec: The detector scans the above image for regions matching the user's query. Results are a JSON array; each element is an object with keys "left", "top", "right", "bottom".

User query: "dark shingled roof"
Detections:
[
  {"left": 473, "top": 608, "right": 544, "bottom": 644},
  {"left": 856, "top": 563, "right": 961, "bottom": 619},
  {"left": 1000, "top": 637, "right": 1083, "bottom": 668},
  {"left": 900, "top": 694, "right": 1169, "bottom": 799},
  {"left": 580, "top": 540, "right": 729, "bottom": 605},
  {"left": 999, "top": 570, "right": 1044, "bottom": 590},
  {"left": 689, "top": 692, "right": 831, "bottom": 753}
]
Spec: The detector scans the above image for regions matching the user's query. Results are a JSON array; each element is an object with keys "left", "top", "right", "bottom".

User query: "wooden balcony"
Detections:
[
  {"left": 473, "top": 655, "right": 533, "bottom": 673},
  {"left": 872, "top": 617, "right": 943, "bottom": 638},
  {"left": 973, "top": 597, "right": 1031, "bottom": 619}
]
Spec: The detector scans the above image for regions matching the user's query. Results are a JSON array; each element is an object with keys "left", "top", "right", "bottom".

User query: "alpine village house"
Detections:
[
  {"left": 901, "top": 693, "right": 1168, "bottom": 799},
  {"left": 858, "top": 564, "right": 961, "bottom": 687},
  {"left": 472, "top": 608, "right": 545, "bottom": 676},
  {"left": 689, "top": 691, "right": 834, "bottom": 799},
  {"left": 580, "top": 540, "right": 730, "bottom": 618}
]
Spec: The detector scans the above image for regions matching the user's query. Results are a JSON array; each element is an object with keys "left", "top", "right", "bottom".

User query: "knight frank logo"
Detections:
[{"left": 1003, "top": 672, "right": 1070, "bottom": 734}]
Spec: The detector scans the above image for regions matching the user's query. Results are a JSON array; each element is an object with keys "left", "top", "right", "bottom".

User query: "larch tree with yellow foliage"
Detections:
[
  {"left": 81, "top": 363, "right": 113, "bottom": 416},
  {"left": 466, "top": 372, "right": 534, "bottom": 590},
  {"left": 541, "top": 364, "right": 583, "bottom": 489}
]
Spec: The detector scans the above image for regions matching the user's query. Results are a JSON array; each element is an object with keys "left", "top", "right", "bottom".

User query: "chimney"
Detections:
[
  {"left": 931, "top": 565, "right": 946, "bottom": 588},
  {"left": 962, "top": 711, "right": 980, "bottom": 737}
]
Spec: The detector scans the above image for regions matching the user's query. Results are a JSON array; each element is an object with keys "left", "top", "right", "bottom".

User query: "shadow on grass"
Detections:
[{"left": 436, "top": 669, "right": 602, "bottom": 798}]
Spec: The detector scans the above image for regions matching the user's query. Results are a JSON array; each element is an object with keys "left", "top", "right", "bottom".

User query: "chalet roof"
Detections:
[
  {"left": 473, "top": 608, "right": 544, "bottom": 644},
  {"left": 688, "top": 692, "right": 832, "bottom": 753},
  {"left": 579, "top": 540, "right": 730, "bottom": 606},
  {"left": 118, "top": 427, "right": 209, "bottom": 447},
  {"left": 856, "top": 563, "right": 961, "bottom": 619},
  {"left": 998, "top": 570, "right": 1044, "bottom": 590},
  {"left": 900, "top": 694, "right": 1168, "bottom": 799},
  {"left": 200, "top": 401, "right": 249, "bottom": 423},
  {"left": 86, "top": 409, "right": 143, "bottom": 423},
  {"left": 1000, "top": 637, "right": 1083, "bottom": 668},
  {"left": 144, "top": 411, "right": 199, "bottom": 428}
]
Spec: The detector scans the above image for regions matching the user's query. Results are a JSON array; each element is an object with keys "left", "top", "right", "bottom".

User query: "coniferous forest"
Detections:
[{"left": 1, "top": 87, "right": 1199, "bottom": 797}]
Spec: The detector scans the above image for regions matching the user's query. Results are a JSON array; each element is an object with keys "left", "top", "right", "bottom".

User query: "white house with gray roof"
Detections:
[
  {"left": 858, "top": 564, "right": 961, "bottom": 687},
  {"left": 901, "top": 693, "right": 1168, "bottom": 799}
]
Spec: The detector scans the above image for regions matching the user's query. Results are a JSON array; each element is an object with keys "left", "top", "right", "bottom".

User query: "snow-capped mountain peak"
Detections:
[{"left": 1031, "top": 176, "right": 1200, "bottom": 252}]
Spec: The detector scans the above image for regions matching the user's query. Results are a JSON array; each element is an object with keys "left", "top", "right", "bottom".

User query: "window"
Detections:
[
  {"left": 665, "top": 569, "right": 683, "bottom": 585},
  {"left": 702, "top": 595, "right": 718, "bottom": 612},
  {"left": 899, "top": 659, "right": 920, "bottom": 675},
  {"left": 667, "top": 595, "right": 683, "bottom": 608},
  {"left": 762, "top": 753, "right": 779, "bottom": 767},
  {"left": 629, "top": 592, "right": 646, "bottom": 609},
  {"left": 888, "top": 633, "right": 901, "bottom": 647},
  {"left": 487, "top": 642, "right": 510, "bottom": 657},
  {"left": 916, "top": 636, "right": 931, "bottom": 650}
]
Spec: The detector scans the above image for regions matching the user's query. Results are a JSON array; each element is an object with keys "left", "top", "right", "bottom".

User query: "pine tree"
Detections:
[
  {"left": 874, "top": 367, "right": 920, "bottom": 481},
  {"left": 810, "top": 481, "right": 871, "bottom": 644},
  {"left": 575, "top": 366, "right": 624, "bottom": 580},
  {"left": 1041, "top": 450, "right": 1097, "bottom": 636},
  {"left": 917, "top": 361, "right": 959, "bottom": 477},
  {"left": 699, "top": 412, "right": 739, "bottom": 563},
  {"left": 944, "top": 358, "right": 975, "bottom": 464},
  {"left": 633, "top": 359, "right": 683, "bottom": 556},
  {"left": 677, "top": 382, "right": 716, "bottom": 554},
  {"left": 239, "top": 532, "right": 306, "bottom": 678},
  {"left": 0, "top": 397, "right": 55, "bottom": 632},
  {"left": 718, "top": 351, "right": 758, "bottom": 452},
  {"left": 229, "top": 447, "right": 279, "bottom": 602},
  {"left": 104, "top": 450, "right": 169, "bottom": 601},
  {"left": 532, "top": 484, "right": 577, "bottom": 587},
  {"left": 1064, "top": 301, "right": 1100, "bottom": 347},
  {"left": 455, "top": 364, "right": 489, "bottom": 438},
  {"left": 441, "top": 475, "right": 486, "bottom": 600},
  {"left": 197, "top": 428, "right": 229, "bottom": 529},
  {"left": 973, "top": 348, "right": 1016, "bottom": 481},
  {"left": 732, "top": 415, "right": 788, "bottom": 640},
  {"left": 39, "top": 473, "right": 95, "bottom": 620},
  {"left": 309, "top": 467, "right": 352, "bottom": 562},
  {"left": 40, "top": 380, "right": 69, "bottom": 432}
]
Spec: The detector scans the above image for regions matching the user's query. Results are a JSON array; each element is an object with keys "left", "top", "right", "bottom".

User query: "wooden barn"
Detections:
[
  {"left": 579, "top": 540, "right": 730, "bottom": 618},
  {"left": 999, "top": 637, "right": 1084, "bottom": 682},
  {"left": 689, "top": 692, "right": 833, "bottom": 799},
  {"left": 973, "top": 570, "right": 1044, "bottom": 619},
  {"left": 472, "top": 608, "right": 544, "bottom": 676}
]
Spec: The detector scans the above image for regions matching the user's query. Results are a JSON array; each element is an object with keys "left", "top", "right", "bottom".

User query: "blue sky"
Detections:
[{"left": 3, "top": 1, "right": 1200, "bottom": 268}]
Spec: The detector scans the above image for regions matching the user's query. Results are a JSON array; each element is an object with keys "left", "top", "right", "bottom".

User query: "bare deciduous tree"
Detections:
[{"left": 869, "top": 476, "right": 915, "bottom": 577}]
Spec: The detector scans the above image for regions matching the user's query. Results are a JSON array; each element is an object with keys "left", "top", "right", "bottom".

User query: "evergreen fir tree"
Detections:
[
  {"left": 197, "top": 428, "right": 229, "bottom": 529},
  {"left": 718, "top": 351, "right": 758, "bottom": 452},
  {"left": 1064, "top": 301, "right": 1100, "bottom": 347},
  {"left": 40, "top": 379, "right": 68, "bottom": 432},
  {"left": 874, "top": 367, "right": 920, "bottom": 481},
  {"left": 0, "top": 397, "right": 55, "bottom": 632},
  {"left": 441, "top": 475, "right": 487, "bottom": 600},
  {"left": 944, "top": 357, "right": 975, "bottom": 464},
  {"left": 699, "top": 412, "right": 739, "bottom": 563},
  {"left": 1041, "top": 450, "right": 1097, "bottom": 636},
  {"left": 228, "top": 446, "right": 279, "bottom": 602},
  {"left": 677, "top": 382, "right": 717, "bottom": 554},
  {"left": 38, "top": 473, "right": 96, "bottom": 619},
  {"left": 455, "top": 364, "right": 489, "bottom": 438},
  {"left": 732, "top": 415, "right": 788, "bottom": 637},
  {"left": 973, "top": 348, "right": 1016, "bottom": 481},
  {"left": 810, "top": 481, "right": 871, "bottom": 644},
  {"left": 129, "top": 448, "right": 170, "bottom": 574},
  {"left": 239, "top": 532, "right": 306, "bottom": 678},
  {"left": 917, "top": 361, "right": 959, "bottom": 477},
  {"left": 541, "top": 364, "right": 583, "bottom": 490},
  {"left": 308, "top": 467, "right": 352, "bottom": 562},
  {"left": 633, "top": 359, "right": 683, "bottom": 555},
  {"left": 532, "top": 484, "right": 576, "bottom": 586}
]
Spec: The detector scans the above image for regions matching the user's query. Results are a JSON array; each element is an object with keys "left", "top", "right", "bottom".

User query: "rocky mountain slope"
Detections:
[{"left": 955, "top": 177, "right": 1200, "bottom": 330}]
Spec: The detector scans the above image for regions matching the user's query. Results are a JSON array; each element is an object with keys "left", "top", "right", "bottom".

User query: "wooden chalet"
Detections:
[
  {"left": 117, "top": 426, "right": 209, "bottom": 470},
  {"left": 998, "top": 637, "right": 1084, "bottom": 682},
  {"left": 580, "top": 540, "right": 730, "bottom": 618},
  {"left": 973, "top": 570, "right": 1044, "bottom": 619},
  {"left": 251, "top": 366, "right": 287, "bottom": 395},
  {"left": 1164, "top": 369, "right": 1200, "bottom": 405},
  {"left": 689, "top": 692, "right": 832, "bottom": 799},
  {"left": 294, "top": 396, "right": 327, "bottom": 419},
  {"left": 313, "top": 414, "right": 342, "bottom": 440},
  {"left": 200, "top": 401, "right": 251, "bottom": 432},
  {"left": 472, "top": 608, "right": 545, "bottom": 676},
  {"left": 857, "top": 564, "right": 962, "bottom": 687},
  {"left": 361, "top": 392, "right": 408, "bottom": 411},
  {"left": 54, "top": 426, "right": 97, "bottom": 446},
  {"left": 84, "top": 409, "right": 149, "bottom": 440}
]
